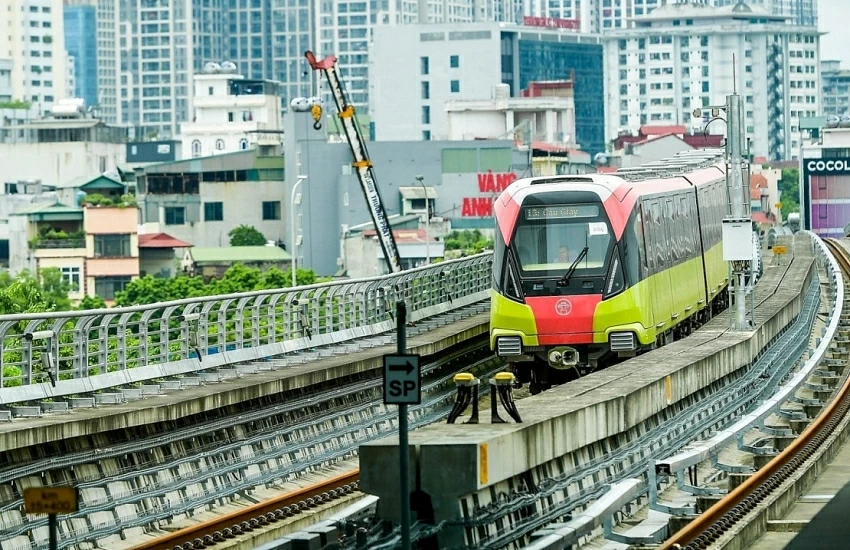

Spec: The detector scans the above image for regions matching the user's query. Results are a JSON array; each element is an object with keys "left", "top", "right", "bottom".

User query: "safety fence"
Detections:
[{"left": 0, "top": 253, "right": 493, "bottom": 405}]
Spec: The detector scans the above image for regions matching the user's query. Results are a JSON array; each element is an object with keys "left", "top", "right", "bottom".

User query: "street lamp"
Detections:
[
  {"left": 415, "top": 175, "right": 429, "bottom": 265},
  {"left": 290, "top": 175, "right": 307, "bottom": 286}
]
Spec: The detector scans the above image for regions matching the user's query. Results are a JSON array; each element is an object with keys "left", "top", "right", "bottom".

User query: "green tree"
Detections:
[
  {"left": 0, "top": 268, "right": 72, "bottom": 314},
  {"left": 228, "top": 225, "right": 267, "bottom": 246},
  {"left": 77, "top": 295, "right": 107, "bottom": 310},
  {"left": 778, "top": 167, "right": 800, "bottom": 219},
  {"left": 444, "top": 230, "right": 493, "bottom": 255},
  {"left": 113, "top": 264, "right": 326, "bottom": 306}
]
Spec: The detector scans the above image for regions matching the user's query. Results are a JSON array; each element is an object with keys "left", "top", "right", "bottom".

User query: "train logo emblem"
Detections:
[{"left": 555, "top": 299, "right": 572, "bottom": 316}]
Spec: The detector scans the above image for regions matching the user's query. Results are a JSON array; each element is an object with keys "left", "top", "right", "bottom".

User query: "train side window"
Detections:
[
  {"left": 654, "top": 201, "right": 665, "bottom": 268},
  {"left": 680, "top": 196, "right": 691, "bottom": 258},
  {"left": 642, "top": 201, "right": 656, "bottom": 271},
  {"left": 666, "top": 199, "right": 679, "bottom": 263},
  {"left": 635, "top": 205, "right": 648, "bottom": 270}
]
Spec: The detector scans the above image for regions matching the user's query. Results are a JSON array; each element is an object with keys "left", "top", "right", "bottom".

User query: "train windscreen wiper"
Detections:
[{"left": 557, "top": 246, "right": 589, "bottom": 287}]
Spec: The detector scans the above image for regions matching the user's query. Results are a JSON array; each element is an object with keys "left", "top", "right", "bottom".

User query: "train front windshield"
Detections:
[{"left": 512, "top": 204, "right": 613, "bottom": 278}]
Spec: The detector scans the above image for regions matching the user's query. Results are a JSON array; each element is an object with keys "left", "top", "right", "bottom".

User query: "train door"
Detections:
[{"left": 649, "top": 199, "right": 673, "bottom": 334}]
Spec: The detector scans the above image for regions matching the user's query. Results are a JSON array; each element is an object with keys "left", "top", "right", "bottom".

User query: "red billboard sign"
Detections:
[
  {"left": 461, "top": 171, "right": 518, "bottom": 217},
  {"left": 522, "top": 16, "right": 580, "bottom": 30}
]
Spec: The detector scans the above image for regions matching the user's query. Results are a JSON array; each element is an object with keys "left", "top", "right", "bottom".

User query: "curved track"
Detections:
[{"left": 662, "top": 237, "right": 850, "bottom": 549}]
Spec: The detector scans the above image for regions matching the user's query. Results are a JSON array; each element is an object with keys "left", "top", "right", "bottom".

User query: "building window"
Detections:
[
  {"left": 421, "top": 81, "right": 430, "bottom": 100},
  {"left": 262, "top": 201, "right": 281, "bottom": 220},
  {"left": 450, "top": 55, "right": 459, "bottom": 68},
  {"left": 204, "top": 202, "right": 223, "bottom": 221},
  {"left": 94, "top": 234, "right": 131, "bottom": 257},
  {"left": 95, "top": 276, "right": 131, "bottom": 300},
  {"left": 215, "top": 139, "right": 225, "bottom": 150},
  {"left": 450, "top": 80, "right": 459, "bottom": 93},
  {"left": 422, "top": 106, "right": 430, "bottom": 124},
  {"left": 165, "top": 206, "right": 185, "bottom": 225},
  {"left": 422, "top": 130, "right": 431, "bottom": 140},
  {"left": 239, "top": 138, "right": 248, "bottom": 150},
  {"left": 420, "top": 56, "right": 429, "bottom": 75},
  {"left": 192, "top": 140, "right": 201, "bottom": 158},
  {"left": 60, "top": 266, "right": 80, "bottom": 290},
  {"left": 208, "top": 86, "right": 214, "bottom": 95}
]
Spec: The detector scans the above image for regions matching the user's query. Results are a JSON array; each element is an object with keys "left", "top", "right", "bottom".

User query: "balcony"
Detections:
[{"left": 33, "top": 238, "right": 86, "bottom": 249}]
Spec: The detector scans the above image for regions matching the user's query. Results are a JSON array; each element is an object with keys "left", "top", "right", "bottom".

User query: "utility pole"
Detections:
[
  {"left": 415, "top": 175, "right": 430, "bottom": 265},
  {"left": 724, "top": 92, "right": 753, "bottom": 330},
  {"left": 693, "top": 91, "right": 754, "bottom": 331}
]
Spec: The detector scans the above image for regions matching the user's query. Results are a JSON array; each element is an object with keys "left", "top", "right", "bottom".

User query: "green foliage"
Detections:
[
  {"left": 444, "top": 230, "right": 493, "bottom": 254},
  {"left": 778, "top": 168, "right": 800, "bottom": 219},
  {"left": 0, "top": 99, "right": 32, "bottom": 110},
  {"left": 76, "top": 295, "right": 107, "bottom": 310},
  {"left": 114, "top": 264, "right": 324, "bottom": 306},
  {"left": 0, "top": 268, "right": 72, "bottom": 314},
  {"left": 80, "top": 193, "right": 136, "bottom": 208},
  {"left": 228, "top": 225, "right": 267, "bottom": 247}
]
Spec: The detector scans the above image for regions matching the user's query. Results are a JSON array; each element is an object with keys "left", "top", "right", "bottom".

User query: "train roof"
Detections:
[{"left": 505, "top": 148, "right": 727, "bottom": 199}]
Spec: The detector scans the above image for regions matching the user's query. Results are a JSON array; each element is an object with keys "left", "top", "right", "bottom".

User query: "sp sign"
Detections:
[{"left": 383, "top": 354, "right": 422, "bottom": 405}]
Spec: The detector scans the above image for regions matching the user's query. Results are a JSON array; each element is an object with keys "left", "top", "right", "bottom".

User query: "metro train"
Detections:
[{"left": 489, "top": 149, "right": 733, "bottom": 394}]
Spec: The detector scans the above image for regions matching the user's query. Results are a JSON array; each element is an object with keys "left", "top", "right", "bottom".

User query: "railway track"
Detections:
[
  {"left": 661, "top": 237, "right": 850, "bottom": 549},
  {"left": 26, "top": 343, "right": 504, "bottom": 550}
]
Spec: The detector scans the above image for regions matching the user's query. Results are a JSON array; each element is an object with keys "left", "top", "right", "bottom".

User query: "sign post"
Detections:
[
  {"left": 23, "top": 486, "right": 78, "bottom": 550},
  {"left": 383, "top": 301, "right": 420, "bottom": 550}
]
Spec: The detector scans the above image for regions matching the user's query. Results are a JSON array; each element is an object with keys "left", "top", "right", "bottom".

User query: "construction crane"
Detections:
[{"left": 304, "top": 51, "right": 404, "bottom": 274}]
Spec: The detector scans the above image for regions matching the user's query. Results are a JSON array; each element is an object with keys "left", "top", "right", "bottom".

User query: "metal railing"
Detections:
[{"left": 0, "top": 253, "right": 493, "bottom": 405}]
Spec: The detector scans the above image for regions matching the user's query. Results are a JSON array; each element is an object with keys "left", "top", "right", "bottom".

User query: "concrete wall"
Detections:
[
  {"left": 140, "top": 249, "right": 180, "bottom": 278},
  {"left": 0, "top": 141, "right": 126, "bottom": 187},
  {"left": 140, "top": 178, "right": 287, "bottom": 248},
  {"left": 284, "top": 110, "right": 530, "bottom": 276}
]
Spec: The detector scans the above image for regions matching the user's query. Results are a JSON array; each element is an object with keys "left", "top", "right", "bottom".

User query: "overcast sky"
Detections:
[{"left": 819, "top": 0, "right": 850, "bottom": 66}]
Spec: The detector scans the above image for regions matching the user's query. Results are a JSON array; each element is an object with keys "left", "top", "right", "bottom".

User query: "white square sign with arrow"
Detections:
[{"left": 383, "top": 353, "right": 422, "bottom": 405}]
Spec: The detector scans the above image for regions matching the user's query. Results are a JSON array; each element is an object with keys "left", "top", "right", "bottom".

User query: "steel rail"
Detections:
[
  {"left": 661, "top": 235, "right": 847, "bottom": 550},
  {"left": 129, "top": 470, "right": 360, "bottom": 550}
]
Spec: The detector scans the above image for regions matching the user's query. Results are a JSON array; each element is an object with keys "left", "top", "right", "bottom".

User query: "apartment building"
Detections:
[
  {"left": 603, "top": 1, "right": 820, "bottom": 161},
  {"left": 0, "top": 0, "right": 69, "bottom": 112}
]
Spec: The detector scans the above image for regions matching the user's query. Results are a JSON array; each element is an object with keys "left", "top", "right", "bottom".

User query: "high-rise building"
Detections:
[
  {"left": 603, "top": 1, "right": 820, "bottom": 161},
  {"left": 821, "top": 60, "right": 850, "bottom": 118},
  {"left": 0, "top": 0, "right": 68, "bottom": 112},
  {"left": 63, "top": 4, "right": 97, "bottom": 107},
  {"left": 119, "top": 0, "right": 225, "bottom": 139},
  {"left": 370, "top": 21, "right": 605, "bottom": 154},
  {"left": 61, "top": 0, "right": 121, "bottom": 123}
]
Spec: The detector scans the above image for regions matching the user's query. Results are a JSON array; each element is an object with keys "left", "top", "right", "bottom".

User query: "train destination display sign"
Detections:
[{"left": 524, "top": 204, "right": 599, "bottom": 220}]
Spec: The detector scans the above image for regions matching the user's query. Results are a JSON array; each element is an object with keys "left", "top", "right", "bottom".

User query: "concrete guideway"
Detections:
[
  {"left": 0, "top": 307, "right": 495, "bottom": 550},
  {"left": 358, "top": 233, "right": 826, "bottom": 549},
  {"left": 0, "top": 308, "right": 490, "bottom": 453}
]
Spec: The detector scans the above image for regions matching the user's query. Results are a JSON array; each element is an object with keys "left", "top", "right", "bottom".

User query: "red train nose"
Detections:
[{"left": 525, "top": 295, "right": 602, "bottom": 345}]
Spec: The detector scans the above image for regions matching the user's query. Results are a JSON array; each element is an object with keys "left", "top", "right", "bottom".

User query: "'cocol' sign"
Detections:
[{"left": 804, "top": 159, "right": 850, "bottom": 175}]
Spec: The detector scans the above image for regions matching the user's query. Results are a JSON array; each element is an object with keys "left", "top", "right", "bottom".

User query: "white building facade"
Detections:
[
  {"left": 370, "top": 23, "right": 504, "bottom": 142},
  {"left": 0, "top": 0, "right": 68, "bottom": 112},
  {"left": 180, "top": 67, "right": 282, "bottom": 158},
  {"left": 445, "top": 84, "right": 576, "bottom": 144},
  {"left": 603, "top": 1, "right": 820, "bottom": 161}
]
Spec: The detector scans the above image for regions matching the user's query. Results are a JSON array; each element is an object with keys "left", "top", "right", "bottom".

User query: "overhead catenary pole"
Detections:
[{"left": 724, "top": 92, "right": 753, "bottom": 330}]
